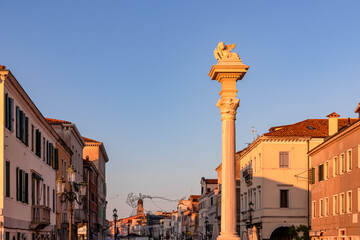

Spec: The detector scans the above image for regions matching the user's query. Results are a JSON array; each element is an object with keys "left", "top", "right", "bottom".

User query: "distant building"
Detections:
[
  {"left": 198, "top": 178, "right": 218, "bottom": 239},
  {"left": 0, "top": 66, "right": 59, "bottom": 239},
  {"left": 83, "top": 137, "right": 109, "bottom": 239},
  {"left": 46, "top": 118, "right": 86, "bottom": 239},
  {"left": 309, "top": 107, "right": 360, "bottom": 240},
  {"left": 237, "top": 115, "right": 357, "bottom": 240}
]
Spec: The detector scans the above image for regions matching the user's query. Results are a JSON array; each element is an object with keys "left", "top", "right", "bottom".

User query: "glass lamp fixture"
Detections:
[
  {"left": 67, "top": 165, "right": 76, "bottom": 183},
  {"left": 79, "top": 182, "right": 87, "bottom": 197},
  {"left": 113, "top": 208, "right": 118, "bottom": 216},
  {"left": 56, "top": 179, "right": 65, "bottom": 194}
]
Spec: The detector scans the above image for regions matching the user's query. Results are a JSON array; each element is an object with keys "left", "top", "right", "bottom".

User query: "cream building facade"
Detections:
[
  {"left": 236, "top": 116, "right": 355, "bottom": 240},
  {"left": 0, "top": 66, "right": 59, "bottom": 239}
]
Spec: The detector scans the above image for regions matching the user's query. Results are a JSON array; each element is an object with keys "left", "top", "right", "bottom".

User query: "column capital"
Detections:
[
  {"left": 209, "top": 62, "right": 249, "bottom": 83},
  {"left": 217, "top": 98, "right": 240, "bottom": 121}
]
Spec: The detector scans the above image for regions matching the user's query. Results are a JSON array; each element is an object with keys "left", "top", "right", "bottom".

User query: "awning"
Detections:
[{"left": 32, "top": 172, "right": 43, "bottom": 181}]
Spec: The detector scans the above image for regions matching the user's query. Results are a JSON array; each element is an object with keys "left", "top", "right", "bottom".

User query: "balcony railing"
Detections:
[
  {"left": 243, "top": 168, "right": 253, "bottom": 186},
  {"left": 30, "top": 205, "right": 51, "bottom": 230}
]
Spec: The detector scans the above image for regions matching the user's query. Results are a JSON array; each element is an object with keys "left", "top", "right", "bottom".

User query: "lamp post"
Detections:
[
  {"left": 248, "top": 202, "right": 254, "bottom": 229},
  {"left": 56, "top": 165, "right": 87, "bottom": 240},
  {"left": 113, "top": 208, "right": 118, "bottom": 239},
  {"left": 127, "top": 223, "right": 130, "bottom": 240}
]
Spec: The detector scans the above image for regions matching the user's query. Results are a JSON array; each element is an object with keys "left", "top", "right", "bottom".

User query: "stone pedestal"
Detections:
[{"left": 209, "top": 58, "right": 249, "bottom": 240}]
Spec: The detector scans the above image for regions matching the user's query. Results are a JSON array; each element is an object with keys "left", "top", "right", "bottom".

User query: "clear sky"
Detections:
[{"left": 1, "top": 1, "right": 360, "bottom": 218}]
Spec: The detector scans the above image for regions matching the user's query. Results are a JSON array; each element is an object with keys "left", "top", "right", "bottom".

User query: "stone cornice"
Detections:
[{"left": 2, "top": 69, "right": 60, "bottom": 141}]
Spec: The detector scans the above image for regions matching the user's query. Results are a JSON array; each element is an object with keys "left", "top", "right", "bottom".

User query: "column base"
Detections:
[{"left": 217, "top": 232, "right": 241, "bottom": 240}]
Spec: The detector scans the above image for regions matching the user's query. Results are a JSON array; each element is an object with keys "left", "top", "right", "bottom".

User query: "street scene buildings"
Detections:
[
  {"left": 1, "top": 35, "right": 360, "bottom": 240},
  {"left": 0, "top": 66, "right": 110, "bottom": 239}
]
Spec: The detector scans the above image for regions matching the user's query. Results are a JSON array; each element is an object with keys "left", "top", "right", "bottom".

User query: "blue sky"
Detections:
[{"left": 2, "top": 1, "right": 360, "bottom": 218}]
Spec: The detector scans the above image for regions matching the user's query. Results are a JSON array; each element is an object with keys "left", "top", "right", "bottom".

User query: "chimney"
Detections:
[
  {"left": 327, "top": 112, "right": 340, "bottom": 136},
  {"left": 355, "top": 103, "right": 360, "bottom": 118}
]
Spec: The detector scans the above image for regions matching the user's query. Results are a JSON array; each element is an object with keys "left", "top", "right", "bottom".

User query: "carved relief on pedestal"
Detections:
[{"left": 216, "top": 98, "right": 240, "bottom": 120}]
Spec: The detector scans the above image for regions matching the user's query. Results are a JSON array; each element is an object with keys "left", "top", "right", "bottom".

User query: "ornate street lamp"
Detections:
[
  {"left": 248, "top": 202, "right": 254, "bottom": 229},
  {"left": 113, "top": 208, "right": 118, "bottom": 239},
  {"left": 56, "top": 165, "right": 87, "bottom": 240}
]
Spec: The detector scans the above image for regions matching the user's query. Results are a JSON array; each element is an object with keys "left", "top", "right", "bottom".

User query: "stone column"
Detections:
[{"left": 209, "top": 42, "right": 249, "bottom": 240}]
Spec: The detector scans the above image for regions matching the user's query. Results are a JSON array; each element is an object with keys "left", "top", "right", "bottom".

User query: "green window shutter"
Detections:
[
  {"left": 319, "top": 164, "right": 324, "bottom": 181},
  {"left": 16, "top": 106, "right": 20, "bottom": 138},
  {"left": 9, "top": 98, "right": 13, "bottom": 131},
  {"left": 46, "top": 141, "right": 49, "bottom": 165},
  {"left": 311, "top": 168, "right": 315, "bottom": 184},
  {"left": 5, "top": 232, "right": 9, "bottom": 240},
  {"left": 20, "top": 170, "right": 24, "bottom": 202},
  {"left": 5, "top": 93, "right": 9, "bottom": 129},
  {"left": 16, "top": 167, "right": 19, "bottom": 201},
  {"left": 55, "top": 148, "right": 59, "bottom": 170},
  {"left": 5, "top": 162, "right": 10, "bottom": 197},
  {"left": 25, "top": 173, "right": 29, "bottom": 204},
  {"left": 25, "top": 117, "right": 29, "bottom": 146}
]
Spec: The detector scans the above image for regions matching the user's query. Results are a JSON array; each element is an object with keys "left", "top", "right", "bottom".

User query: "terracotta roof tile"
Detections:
[
  {"left": 45, "top": 118, "right": 71, "bottom": 124},
  {"left": 83, "top": 137, "right": 100, "bottom": 143},
  {"left": 204, "top": 179, "right": 218, "bottom": 184},
  {"left": 264, "top": 118, "right": 358, "bottom": 138}
]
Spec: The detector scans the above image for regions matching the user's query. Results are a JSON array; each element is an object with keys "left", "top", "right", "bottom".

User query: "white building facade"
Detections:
[{"left": 0, "top": 67, "right": 59, "bottom": 240}]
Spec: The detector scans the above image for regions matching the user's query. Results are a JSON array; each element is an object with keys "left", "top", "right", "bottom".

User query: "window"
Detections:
[
  {"left": 347, "top": 150, "right": 352, "bottom": 171},
  {"left": 333, "top": 157, "right": 338, "bottom": 176},
  {"left": 320, "top": 199, "right": 324, "bottom": 216},
  {"left": 254, "top": 191, "right": 256, "bottom": 209},
  {"left": 47, "top": 186, "right": 49, "bottom": 207},
  {"left": 340, "top": 154, "right": 345, "bottom": 174},
  {"left": 312, "top": 201, "right": 316, "bottom": 218},
  {"left": 310, "top": 167, "right": 315, "bottom": 184},
  {"left": 280, "top": 189, "right": 289, "bottom": 208},
  {"left": 15, "top": 106, "right": 28, "bottom": 145},
  {"left": 43, "top": 184, "right": 46, "bottom": 206},
  {"left": 254, "top": 157, "right": 256, "bottom": 172},
  {"left": 5, "top": 93, "right": 14, "bottom": 131},
  {"left": 16, "top": 167, "right": 28, "bottom": 203},
  {"left": 318, "top": 164, "right": 324, "bottom": 181},
  {"left": 347, "top": 191, "right": 352, "bottom": 213},
  {"left": 325, "top": 197, "right": 329, "bottom": 216},
  {"left": 279, "top": 152, "right": 289, "bottom": 168},
  {"left": 35, "top": 129, "right": 41, "bottom": 158},
  {"left": 325, "top": 161, "right": 329, "bottom": 180},
  {"left": 31, "top": 125, "right": 34, "bottom": 152},
  {"left": 43, "top": 138, "right": 45, "bottom": 161},
  {"left": 340, "top": 193, "right": 345, "bottom": 214},
  {"left": 6, "top": 161, "right": 10, "bottom": 197},
  {"left": 258, "top": 189, "right": 261, "bottom": 209},
  {"left": 53, "top": 189, "right": 55, "bottom": 213},
  {"left": 259, "top": 153, "right": 261, "bottom": 170},
  {"left": 333, "top": 195, "right": 338, "bottom": 215},
  {"left": 210, "top": 197, "right": 213, "bottom": 206}
]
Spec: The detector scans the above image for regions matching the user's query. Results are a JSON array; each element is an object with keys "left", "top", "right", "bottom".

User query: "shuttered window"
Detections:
[
  {"left": 15, "top": 106, "right": 29, "bottom": 145},
  {"left": 35, "top": 130, "right": 41, "bottom": 158},
  {"left": 318, "top": 164, "right": 324, "bottom": 181},
  {"left": 5, "top": 94, "right": 14, "bottom": 131},
  {"left": 16, "top": 168, "right": 28, "bottom": 203},
  {"left": 279, "top": 152, "right": 289, "bottom": 168},
  {"left": 54, "top": 148, "right": 59, "bottom": 170},
  {"left": 6, "top": 162, "right": 10, "bottom": 197}
]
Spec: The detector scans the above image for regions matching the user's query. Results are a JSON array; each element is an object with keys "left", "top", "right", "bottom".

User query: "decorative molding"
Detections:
[{"left": 216, "top": 98, "right": 240, "bottom": 121}]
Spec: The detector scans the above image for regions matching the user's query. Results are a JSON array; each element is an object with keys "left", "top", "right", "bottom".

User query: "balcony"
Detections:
[
  {"left": 30, "top": 205, "right": 51, "bottom": 230},
  {"left": 243, "top": 168, "right": 253, "bottom": 186},
  {"left": 74, "top": 209, "right": 87, "bottom": 223}
]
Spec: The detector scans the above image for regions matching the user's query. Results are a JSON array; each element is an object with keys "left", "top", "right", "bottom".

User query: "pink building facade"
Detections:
[{"left": 310, "top": 107, "right": 360, "bottom": 240}]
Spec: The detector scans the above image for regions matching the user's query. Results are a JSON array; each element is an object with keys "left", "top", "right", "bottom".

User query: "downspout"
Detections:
[{"left": 307, "top": 139, "right": 310, "bottom": 228}]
